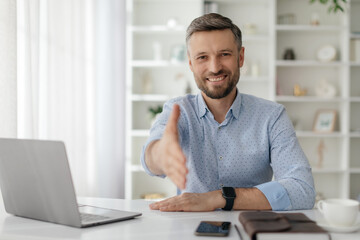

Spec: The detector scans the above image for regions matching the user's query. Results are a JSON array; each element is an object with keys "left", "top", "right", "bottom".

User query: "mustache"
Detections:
[{"left": 206, "top": 70, "right": 228, "bottom": 77}]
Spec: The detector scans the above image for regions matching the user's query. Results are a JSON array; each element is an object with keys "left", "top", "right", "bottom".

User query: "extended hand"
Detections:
[
  {"left": 155, "top": 104, "right": 188, "bottom": 189},
  {"left": 149, "top": 192, "right": 224, "bottom": 212}
]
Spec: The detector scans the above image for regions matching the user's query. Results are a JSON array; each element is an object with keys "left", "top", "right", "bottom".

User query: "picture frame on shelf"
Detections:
[{"left": 313, "top": 110, "right": 337, "bottom": 133}]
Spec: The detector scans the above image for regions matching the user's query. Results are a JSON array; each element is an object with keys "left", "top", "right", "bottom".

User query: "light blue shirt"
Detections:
[{"left": 141, "top": 90, "right": 315, "bottom": 210}]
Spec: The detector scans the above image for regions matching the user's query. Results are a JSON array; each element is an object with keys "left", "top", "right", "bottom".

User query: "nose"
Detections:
[{"left": 209, "top": 57, "right": 222, "bottom": 74}]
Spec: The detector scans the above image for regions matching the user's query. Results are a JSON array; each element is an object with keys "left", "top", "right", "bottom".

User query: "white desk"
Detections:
[{"left": 0, "top": 197, "right": 359, "bottom": 240}]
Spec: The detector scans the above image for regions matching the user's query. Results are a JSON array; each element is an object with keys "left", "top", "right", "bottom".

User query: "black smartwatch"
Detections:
[{"left": 221, "top": 187, "right": 236, "bottom": 211}]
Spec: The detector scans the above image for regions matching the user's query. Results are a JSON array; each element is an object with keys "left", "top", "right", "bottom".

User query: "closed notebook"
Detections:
[{"left": 238, "top": 211, "right": 330, "bottom": 240}]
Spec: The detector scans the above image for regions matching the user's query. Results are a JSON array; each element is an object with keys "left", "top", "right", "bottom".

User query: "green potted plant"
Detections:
[
  {"left": 148, "top": 105, "right": 163, "bottom": 126},
  {"left": 310, "top": 0, "right": 347, "bottom": 13}
]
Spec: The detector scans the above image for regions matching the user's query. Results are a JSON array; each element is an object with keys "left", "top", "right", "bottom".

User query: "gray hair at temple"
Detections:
[{"left": 186, "top": 13, "right": 242, "bottom": 51}]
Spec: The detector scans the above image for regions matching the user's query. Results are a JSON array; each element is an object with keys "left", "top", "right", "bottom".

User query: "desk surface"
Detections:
[{"left": 0, "top": 197, "right": 359, "bottom": 240}]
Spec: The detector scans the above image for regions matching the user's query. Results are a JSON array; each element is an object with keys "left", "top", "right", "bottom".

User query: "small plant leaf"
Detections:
[{"left": 310, "top": 0, "right": 346, "bottom": 13}]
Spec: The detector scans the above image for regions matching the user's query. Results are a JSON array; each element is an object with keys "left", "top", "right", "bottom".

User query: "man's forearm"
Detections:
[
  {"left": 234, "top": 188, "right": 271, "bottom": 210},
  {"left": 150, "top": 187, "right": 272, "bottom": 212},
  {"left": 144, "top": 140, "right": 164, "bottom": 176},
  {"left": 212, "top": 188, "right": 272, "bottom": 210}
]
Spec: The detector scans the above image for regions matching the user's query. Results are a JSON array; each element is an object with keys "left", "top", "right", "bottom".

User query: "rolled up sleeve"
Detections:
[{"left": 255, "top": 181, "right": 292, "bottom": 211}]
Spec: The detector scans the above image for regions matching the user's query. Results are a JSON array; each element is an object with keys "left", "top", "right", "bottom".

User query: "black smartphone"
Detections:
[{"left": 194, "top": 221, "right": 231, "bottom": 237}]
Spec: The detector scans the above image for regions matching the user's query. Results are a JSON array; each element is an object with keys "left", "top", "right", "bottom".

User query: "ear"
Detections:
[{"left": 238, "top": 47, "right": 245, "bottom": 68}]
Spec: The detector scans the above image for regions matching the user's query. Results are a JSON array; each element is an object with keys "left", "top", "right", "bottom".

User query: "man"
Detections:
[{"left": 140, "top": 13, "right": 315, "bottom": 212}]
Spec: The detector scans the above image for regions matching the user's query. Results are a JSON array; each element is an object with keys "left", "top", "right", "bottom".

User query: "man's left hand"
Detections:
[{"left": 149, "top": 191, "right": 225, "bottom": 212}]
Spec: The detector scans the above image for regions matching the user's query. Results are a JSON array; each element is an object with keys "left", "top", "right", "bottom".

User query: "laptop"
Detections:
[{"left": 0, "top": 138, "right": 142, "bottom": 228}]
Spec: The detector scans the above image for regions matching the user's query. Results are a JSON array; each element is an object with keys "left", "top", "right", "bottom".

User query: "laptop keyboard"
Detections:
[{"left": 80, "top": 213, "right": 110, "bottom": 222}]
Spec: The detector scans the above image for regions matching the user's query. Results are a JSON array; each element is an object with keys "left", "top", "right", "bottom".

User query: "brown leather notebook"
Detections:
[{"left": 238, "top": 211, "right": 330, "bottom": 240}]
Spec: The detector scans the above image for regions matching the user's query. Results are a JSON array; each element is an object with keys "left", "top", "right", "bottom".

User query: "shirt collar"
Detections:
[
  {"left": 230, "top": 89, "right": 241, "bottom": 120},
  {"left": 197, "top": 88, "right": 242, "bottom": 120},
  {"left": 197, "top": 92, "right": 209, "bottom": 119}
]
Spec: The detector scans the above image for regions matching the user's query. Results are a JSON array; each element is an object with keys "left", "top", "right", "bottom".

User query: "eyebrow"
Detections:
[{"left": 219, "top": 49, "right": 233, "bottom": 53}]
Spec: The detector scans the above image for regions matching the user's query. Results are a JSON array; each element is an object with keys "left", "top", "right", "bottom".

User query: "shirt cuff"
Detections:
[
  {"left": 255, "top": 181, "right": 292, "bottom": 211},
  {"left": 140, "top": 139, "right": 166, "bottom": 178}
]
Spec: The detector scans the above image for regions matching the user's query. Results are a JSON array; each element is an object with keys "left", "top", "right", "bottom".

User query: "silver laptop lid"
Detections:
[{"left": 0, "top": 138, "right": 82, "bottom": 227}]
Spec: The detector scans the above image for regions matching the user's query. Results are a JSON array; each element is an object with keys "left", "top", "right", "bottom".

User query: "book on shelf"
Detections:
[{"left": 238, "top": 211, "right": 330, "bottom": 240}]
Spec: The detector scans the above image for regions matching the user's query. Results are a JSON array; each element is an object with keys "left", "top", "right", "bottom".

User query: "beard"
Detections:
[{"left": 194, "top": 68, "right": 240, "bottom": 99}]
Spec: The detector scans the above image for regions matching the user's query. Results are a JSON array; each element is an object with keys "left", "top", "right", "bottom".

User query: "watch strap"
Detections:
[
  {"left": 222, "top": 187, "right": 236, "bottom": 211},
  {"left": 222, "top": 196, "right": 235, "bottom": 211}
]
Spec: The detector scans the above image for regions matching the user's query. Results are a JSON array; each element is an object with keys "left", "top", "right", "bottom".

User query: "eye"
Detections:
[
  {"left": 222, "top": 53, "right": 231, "bottom": 57},
  {"left": 197, "top": 56, "right": 207, "bottom": 60}
]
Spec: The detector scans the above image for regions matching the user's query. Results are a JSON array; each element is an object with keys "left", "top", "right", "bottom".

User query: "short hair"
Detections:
[{"left": 186, "top": 13, "right": 242, "bottom": 51}]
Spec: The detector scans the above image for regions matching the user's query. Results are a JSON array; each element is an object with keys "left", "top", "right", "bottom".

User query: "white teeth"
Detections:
[{"left": 208, "top": 76, "right": 225, "bottom": 82}]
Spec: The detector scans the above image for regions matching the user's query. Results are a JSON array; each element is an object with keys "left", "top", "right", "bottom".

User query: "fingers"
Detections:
[
  {"left": 165, "top": 162, "right": 187, "bottom": 190},
  {"left": 166, "top": 148, "right": 187, "bottom": 174},
  {"left": 149, "top": 196, "right": 184, "bottom": 212},
  {"left": 149, "top": 193, "right": 212, "bottom": 212},
  {"left": 159, "top": 204, "right": 183, "bottom": 212},
  {"left": 149, "top": 196, "right": 174, "bottom": 210},
  {"left": 159, "top": 104, "right": 188, "bottom": 189},
  {"left": 165, "top": 150, "right": 188, "bottom": 189},
  {"left": 170, "top": 169, "right": 187, "bottom": 190},
  {"left": 165, "top": 104, "right": 181, "bottom": 135}
]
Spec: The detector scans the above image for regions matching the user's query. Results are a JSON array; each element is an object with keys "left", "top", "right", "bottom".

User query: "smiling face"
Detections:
[{"left": 187, "top": 29, "right": 244, "bottom": 100}]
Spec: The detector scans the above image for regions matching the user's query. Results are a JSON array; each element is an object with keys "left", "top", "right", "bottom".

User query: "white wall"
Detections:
[{"left": 0, "top": 0, "right": 17, "bottom": 138}]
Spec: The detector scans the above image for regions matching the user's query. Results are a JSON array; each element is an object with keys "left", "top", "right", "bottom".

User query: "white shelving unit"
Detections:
[
  {"left": 126, "top": 0, "right": 359, "bottom": 201},
  {"left": 275, "top": 0, "right": 359, "bottom": 200},
  {"left": 215, "top": 0, "right": 276, "bottom": 101},
  {"left": 126, "top": 0, "right": 203, "bottom": 199},
  {"left": 349, "top": 0, "right": 360, "bottom": 200}
]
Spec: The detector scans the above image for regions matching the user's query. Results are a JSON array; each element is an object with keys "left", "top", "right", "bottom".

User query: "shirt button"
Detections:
[
  {"left": 220, "top": 184, "right": 224, "bottom": 187},
  {"left": 218, "top": 126, "right": 221, "bottom": 130},
  {"left": 219, "top": 156, "right": 223, "bottom": 160}
]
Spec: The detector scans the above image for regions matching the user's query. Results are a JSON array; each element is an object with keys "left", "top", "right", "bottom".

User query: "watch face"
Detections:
[{"left": 222, "top": 187, "right": 236, "bottom": 198}]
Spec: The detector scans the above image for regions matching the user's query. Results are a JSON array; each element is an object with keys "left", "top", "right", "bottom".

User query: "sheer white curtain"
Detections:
[
  {"left": 17, "top": 0, "right": 126, "bottom": 198},
  {"left": 95, "top": 0, "right": 126, "bottom": 198},
  {"left": 0, "top": 0, "right": 17, "bottom": 138}
]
